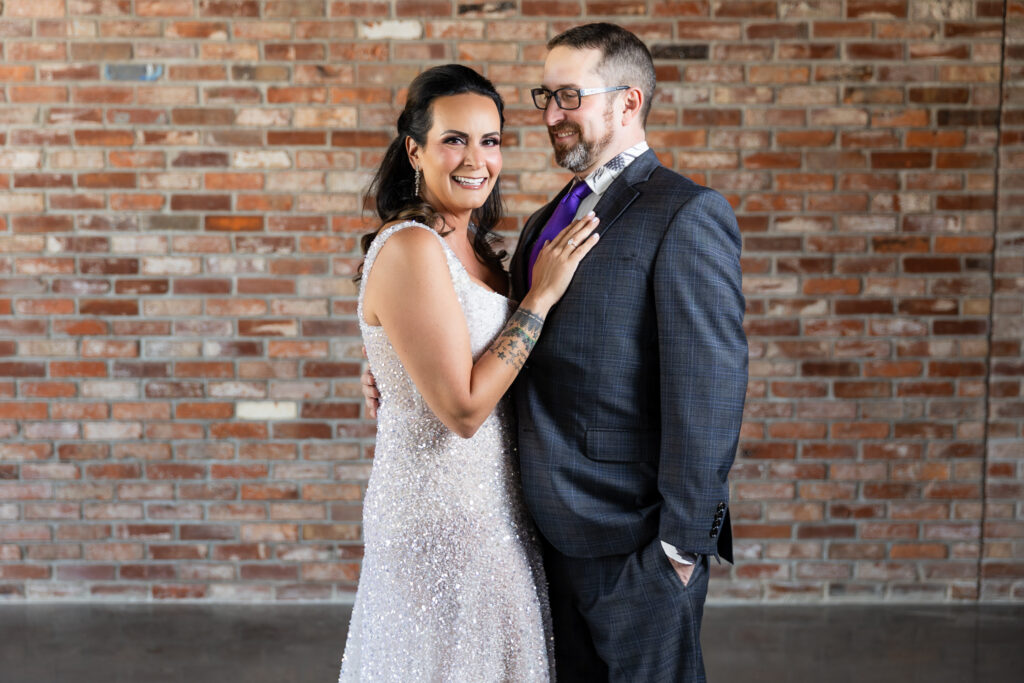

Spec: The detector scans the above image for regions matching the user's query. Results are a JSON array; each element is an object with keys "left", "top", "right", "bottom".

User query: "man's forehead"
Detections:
[{"left": 542, "top": 46, "right": 602, "bottom": 85}]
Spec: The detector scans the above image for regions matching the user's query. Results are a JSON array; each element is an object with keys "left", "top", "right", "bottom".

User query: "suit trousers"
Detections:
[{"left": 543, "top": 538, "right": 710, "bottom": 683}]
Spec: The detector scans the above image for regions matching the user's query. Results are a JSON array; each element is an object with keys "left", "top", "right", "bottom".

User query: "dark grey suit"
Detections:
[{"left": 510, "top": 150, "right": 748, "bottom": 681}]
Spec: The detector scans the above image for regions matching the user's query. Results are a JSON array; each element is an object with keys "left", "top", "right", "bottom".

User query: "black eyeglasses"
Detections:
[{"left": 531, "top": 85, "right": 629, "bottom": 110}]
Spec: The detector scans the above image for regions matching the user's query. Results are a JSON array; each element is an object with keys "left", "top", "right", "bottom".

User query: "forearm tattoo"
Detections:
[{"left": 488, "top": 307, "right": 545, "bottom": 370}]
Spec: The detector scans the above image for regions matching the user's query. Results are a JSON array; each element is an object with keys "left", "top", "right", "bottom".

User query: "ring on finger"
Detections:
[{"left": 567, "top": 238, "right": 577, "bottom": 248}]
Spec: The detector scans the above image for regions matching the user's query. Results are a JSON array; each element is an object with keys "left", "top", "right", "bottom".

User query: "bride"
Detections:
[{"left": 338, "top": 64, "right": 598, "bottom": 681}]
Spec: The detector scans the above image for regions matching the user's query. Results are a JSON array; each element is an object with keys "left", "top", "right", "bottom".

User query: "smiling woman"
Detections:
[
  {"left": 337, "top": 65, "right": 599, "bottom": 682},
  {"left": 357, "top": 65, "right": 508, "bottom": 282}
]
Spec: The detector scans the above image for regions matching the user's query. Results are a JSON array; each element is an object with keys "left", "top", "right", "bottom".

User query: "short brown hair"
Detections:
[{"left": 548, "top": 23, "right": 656, "bottom": 126}]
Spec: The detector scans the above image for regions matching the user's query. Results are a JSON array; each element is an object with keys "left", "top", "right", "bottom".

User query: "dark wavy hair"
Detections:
[{"left": 358, "top": 64, "right": 507, "bottom": 280}]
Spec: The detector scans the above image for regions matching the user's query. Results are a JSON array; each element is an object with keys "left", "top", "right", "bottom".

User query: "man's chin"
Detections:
[
  {"left": 551, "top": 143, "right": 581, "bottom": 167},
  {"left": 553, "top": 154, "right": 574, "bottom": 171},
  {"left": 556, "top": 152, "right": 589, "bottom": 173},
  {"left": 550, "top": 138, "right": 572, "bottom": 153}
]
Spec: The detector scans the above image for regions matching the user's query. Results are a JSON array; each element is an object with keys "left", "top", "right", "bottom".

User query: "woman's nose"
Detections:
[{"left": 462, "top": 147, "right": 484, "bottom": 167}]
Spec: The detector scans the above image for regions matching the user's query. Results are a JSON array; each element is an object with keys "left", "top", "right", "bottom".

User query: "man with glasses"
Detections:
[
  {"left": 508, "top": 23, "right": 748, "bottom": 682},
  {"left": 362, "top": 22, "right": 746, "bottom": 682}
]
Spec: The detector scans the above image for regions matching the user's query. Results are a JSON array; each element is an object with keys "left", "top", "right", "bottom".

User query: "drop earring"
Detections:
[{"left": 413, "top": 167, "right": 421, "bottom": 197}]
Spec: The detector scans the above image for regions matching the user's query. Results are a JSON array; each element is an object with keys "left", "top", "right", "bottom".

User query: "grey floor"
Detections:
[{"left": 0, "top": 604, "right": 1021, "bottom": 682}]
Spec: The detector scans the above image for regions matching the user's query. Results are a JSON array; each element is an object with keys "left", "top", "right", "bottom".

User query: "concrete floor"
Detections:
[{"left": 0, "top": 603, "right": 1021, "bottom": 682}]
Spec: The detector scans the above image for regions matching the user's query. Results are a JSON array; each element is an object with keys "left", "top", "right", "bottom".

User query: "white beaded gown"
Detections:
[{"left": 339, "top": 221, "right": 554, "bottom": 682}]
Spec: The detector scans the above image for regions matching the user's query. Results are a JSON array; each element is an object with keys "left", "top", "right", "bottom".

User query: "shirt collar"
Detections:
[{"left": 581, "top": 140, "right": 650, "bottom": 196}]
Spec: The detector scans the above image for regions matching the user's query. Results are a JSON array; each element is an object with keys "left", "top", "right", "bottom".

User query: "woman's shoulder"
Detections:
[
  {"left": 376, "top": 219, "right": 443, "bottom": 248},
  {"left": 370, "top": 220, "right": 448, "bottom": 269}
]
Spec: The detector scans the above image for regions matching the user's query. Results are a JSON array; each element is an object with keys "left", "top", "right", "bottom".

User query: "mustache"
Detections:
[{"left": 548, "top": 123, "right": 581, "bottom": 138}]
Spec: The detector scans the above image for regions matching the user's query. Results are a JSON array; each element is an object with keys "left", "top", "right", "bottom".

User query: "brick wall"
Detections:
[
  {"left": 986, "top": 0, "right": 1024, "bottom": 601},
  {"left": 0, "top": 0, "right": 1020, "bottom": 602}
]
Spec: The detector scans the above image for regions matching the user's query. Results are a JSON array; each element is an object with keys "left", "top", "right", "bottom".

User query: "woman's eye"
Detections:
[
  {"left": 444, "top": 136, "right": 465, "bottom": 145},
  {"left": 483, "top": 138, "right": 501, "bottom": 146}
]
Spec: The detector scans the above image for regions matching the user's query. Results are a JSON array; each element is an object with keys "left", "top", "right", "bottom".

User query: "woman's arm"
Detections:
[{"left": 364, "top": 218, "right": 597, "bottom": 437}]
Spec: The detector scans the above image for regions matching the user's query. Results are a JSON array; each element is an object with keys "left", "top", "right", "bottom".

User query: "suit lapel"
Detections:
[{"left": 510, "top": 181, "right": 572, "bottom": 299}]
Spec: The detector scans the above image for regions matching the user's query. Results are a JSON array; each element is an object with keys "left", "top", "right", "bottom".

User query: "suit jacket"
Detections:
[{"left": 509, "top": 149, "right": 748, "bottom": 561}]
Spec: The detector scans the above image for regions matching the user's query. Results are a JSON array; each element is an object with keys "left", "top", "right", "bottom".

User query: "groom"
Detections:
[
  {"left": 508, "top": 23, "right": 746, "bottom": 682},
  {"left": 364, "top": 23, "right": 747, "bottom": 682}
]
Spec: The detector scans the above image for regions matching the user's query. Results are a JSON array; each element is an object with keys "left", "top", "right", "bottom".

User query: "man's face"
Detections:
[{"left": 540, "top": 46, "right": 620, "bottom": 177}]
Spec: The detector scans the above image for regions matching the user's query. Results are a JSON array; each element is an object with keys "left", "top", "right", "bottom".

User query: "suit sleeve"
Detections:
[{"left": 653, "top": 188, "right": 748, "bottom": 558}]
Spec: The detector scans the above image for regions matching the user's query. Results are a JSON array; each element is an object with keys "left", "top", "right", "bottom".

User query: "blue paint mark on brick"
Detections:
[{"left": 105, "top": 64, "right": 164, "bottom": 82}]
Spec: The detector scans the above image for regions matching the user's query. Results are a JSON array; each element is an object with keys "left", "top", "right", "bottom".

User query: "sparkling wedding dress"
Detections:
[{"left": 339, "top": 221, "right": 553, "bottom": 682}]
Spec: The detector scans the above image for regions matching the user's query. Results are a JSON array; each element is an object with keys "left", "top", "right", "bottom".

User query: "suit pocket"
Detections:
[{"left": 584, "top": 428, "right": 659, "bottom": 463}]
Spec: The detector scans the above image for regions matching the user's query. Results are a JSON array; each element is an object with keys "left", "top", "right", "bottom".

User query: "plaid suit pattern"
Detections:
[{"left": 510, "top": 150, "right": 748, "bottom": 681}]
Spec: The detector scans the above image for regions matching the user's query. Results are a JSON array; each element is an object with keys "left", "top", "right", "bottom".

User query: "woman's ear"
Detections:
[{"left": 405, "top": 135, "right": 420, "bottom": 171}]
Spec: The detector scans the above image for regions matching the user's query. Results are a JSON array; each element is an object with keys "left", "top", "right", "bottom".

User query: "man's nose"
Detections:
[{"left": 543, "top": 98, "right": 565, "bottom": 127}]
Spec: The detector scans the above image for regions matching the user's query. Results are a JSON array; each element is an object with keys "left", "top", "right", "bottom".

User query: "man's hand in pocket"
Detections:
[{"left": 668, "top": 556, "right": 697, "bottom": 587}]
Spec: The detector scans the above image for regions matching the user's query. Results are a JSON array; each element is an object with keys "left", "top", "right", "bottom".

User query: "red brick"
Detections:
[
  {"left": 796, "top": 524, "right": 857, "bottom": 540},
  {"left": 891, "top": 544, "right": 948, "bottom": 560},
  {"left": 846, "top": 0, "right": 906, "bottom": 18},
  {"left": 147, "top": 465, "right": 205, "bottom": 480},
  {"left": 80, "top": 299, "right": 139, "bottom": 316},
  {"left": 11, "top": 215, "right": 74, "bottom": 233},
  {"left": 944, "top": 22, "right": 1002, "bottom": 38},
  {"left": 332, "top": 131, "right": 391, "bottom": 148},
  {"left": 170, "top": 194, "right": 231, "bottom": 211},
  {"left": 175, "top": 402, "right": 234, "bottom": 419},
  {"left": 273, "top": 423, "right": 333, "bottom": 439},
  {"left": 739, "top": 442, "right": 797, "bottom": 460},
  {"left": 910, "top": 87, "right": 970, "bottom": 104}
]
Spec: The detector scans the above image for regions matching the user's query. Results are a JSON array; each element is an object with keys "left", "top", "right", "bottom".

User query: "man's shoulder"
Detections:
[
  {"left": 617, "top": 149, "right": 706, "bottom": 196},
  {"left": 627, "top": 160, "right": 738, "bottom": 243},
  {"left": 629, "top": 162, "right": 725, "bottom": 213},
  {"left": 644, "top": 162, "right": 706, "bottom": 195}
]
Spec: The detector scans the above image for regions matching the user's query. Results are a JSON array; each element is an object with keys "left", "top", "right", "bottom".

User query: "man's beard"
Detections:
[{"left": 549, "top": 102, "right": 615, "bottom": 173}]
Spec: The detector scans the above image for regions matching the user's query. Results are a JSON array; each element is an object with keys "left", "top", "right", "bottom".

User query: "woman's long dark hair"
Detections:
[{"left": 358, "top": 65, "right": 508, "bottom": 280}]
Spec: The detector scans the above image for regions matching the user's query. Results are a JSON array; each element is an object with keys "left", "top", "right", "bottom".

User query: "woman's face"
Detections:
[{"left": 407, "top": 92, "right": 502, "bottom": 222}]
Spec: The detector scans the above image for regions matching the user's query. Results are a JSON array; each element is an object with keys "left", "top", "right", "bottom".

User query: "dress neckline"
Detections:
[{"left": 436, "top": 233, "right": 513, "bottom": 302}]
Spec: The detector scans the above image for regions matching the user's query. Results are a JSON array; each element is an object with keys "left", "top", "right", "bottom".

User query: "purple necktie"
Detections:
[{"left": 527, "top": 180, "right": 593, "bottom": 287}]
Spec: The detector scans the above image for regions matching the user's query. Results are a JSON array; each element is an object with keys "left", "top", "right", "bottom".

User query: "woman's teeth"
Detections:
[{"left": 453, "top": 176, "right": 485, "bottom": 188}]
